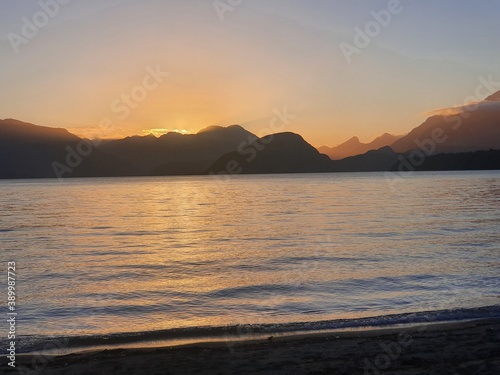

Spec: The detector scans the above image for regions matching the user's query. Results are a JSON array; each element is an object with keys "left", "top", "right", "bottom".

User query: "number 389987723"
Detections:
[{"left": 7, "top": 262, "right": 16, "bottom": 311}]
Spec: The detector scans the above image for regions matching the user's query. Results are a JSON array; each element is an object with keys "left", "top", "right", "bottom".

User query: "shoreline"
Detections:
[
  {"left": 8, "top": 317, "right": 500, "bottom": 374},
  {"left": 15, "top": 304, "right": 500, "bottom": 355},
  {"left": 15, "top": 317, "right": 496, "bottom": 356}
]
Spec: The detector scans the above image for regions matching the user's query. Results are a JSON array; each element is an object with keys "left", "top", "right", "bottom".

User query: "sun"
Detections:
[{"left": 142, "top": 128, "right": 193, "bottom": 137}]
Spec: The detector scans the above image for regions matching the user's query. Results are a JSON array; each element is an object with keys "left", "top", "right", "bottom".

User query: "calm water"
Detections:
[{"left": 0, "top": 172, "right": 499, "bottom": 350}]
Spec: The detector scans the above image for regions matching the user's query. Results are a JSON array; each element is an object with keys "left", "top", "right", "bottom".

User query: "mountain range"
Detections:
[
  {"left": 100, "top": 125, "right": 256, "bottom": 176},
  {"left": 1, "top": 89, "right": 499, "bottom": 179},
  {"left": 318, "top": 133, "right": 403, "bottom": 160},
  {"left": 0, "top": 119, "right": 133, "bottom": 179},
  {"left": 320, "top": 90, "right": 500, "bottom": 158}
]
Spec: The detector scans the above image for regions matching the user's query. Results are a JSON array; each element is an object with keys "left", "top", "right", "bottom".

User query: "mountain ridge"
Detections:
[
  {"left": 100, "top": 124, "right": 257, "bottom": 175},
  {"left": 1, "top": 88, "right": 499, "bottom": 179},
  {"left": 0, "top": 119, "right": 136, "bottom": 178},
  {"left": 319, "top": 133, "right": 403, "bottom": 160}
]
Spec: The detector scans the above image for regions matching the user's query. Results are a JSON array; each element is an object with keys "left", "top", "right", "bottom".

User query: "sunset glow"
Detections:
[
  {"left": 1, "top": 1, "right": 499, "bottom": 147},
  {"left": 1, "top": 2, "right": 499, "bottom": 373}
]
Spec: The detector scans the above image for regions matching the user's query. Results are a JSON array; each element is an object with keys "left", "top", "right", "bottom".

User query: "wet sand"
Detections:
[{"left": 9, "top": 318, "right": 500, "bottom": 375}]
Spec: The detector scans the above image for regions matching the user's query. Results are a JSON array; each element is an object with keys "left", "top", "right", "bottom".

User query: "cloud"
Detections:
[{"left": 425, "top": 100, "right": 500, "bottom": 117}]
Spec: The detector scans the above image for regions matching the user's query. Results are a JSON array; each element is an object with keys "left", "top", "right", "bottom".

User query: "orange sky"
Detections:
[{"left": 1, "top": 1, "right": 499, "bottom": 147}]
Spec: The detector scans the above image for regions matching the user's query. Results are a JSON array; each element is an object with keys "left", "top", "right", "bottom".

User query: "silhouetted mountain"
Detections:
[
  {"left": 207, "top": 132, "right": 403, "bottom": 175},
  {"left": 391, "top": 150, "right": 500, "bottom": 171},
  {"left": 100, "top": 125, "right": 256, "bottom": 175},
  {"left": 207, "top": 132, "right": 332, "bottom": 174},
  {"left": 0, "top": 119, "right": 135, "bottom": 179},
  {"left": 331, "top": 146, "right": 400, "bottom": 172},
  {"left": 485, "top": 91, "right": 500, "bottom": 101},
  {"left": 0, "top": 118, "right": 79, "bottom": 143},
  {"left": 391, "top": 90, "right": 500, "bottom": 154},
  {"left": 2, "top": 111, "right": 499, "bottom": 179},
  {"left": 318, "top": 136, "right": 360, "bottom": 160},
  {"left": 319, "top": 133, "right": 402, "bottom": 160}
]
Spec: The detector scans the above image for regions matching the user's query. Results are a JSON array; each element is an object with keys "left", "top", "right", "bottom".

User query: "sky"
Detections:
[{"left": 1, "top": 0, "right": 500, "bottom": 147}]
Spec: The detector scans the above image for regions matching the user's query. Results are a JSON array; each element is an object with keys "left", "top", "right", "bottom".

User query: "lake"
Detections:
[{"left": 0, "top": 171, "right": 499, "bottom": 351}]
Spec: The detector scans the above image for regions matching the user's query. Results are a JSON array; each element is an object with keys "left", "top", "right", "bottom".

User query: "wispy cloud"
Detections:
[{"left": 424, "top": 100, "right": 500, "bottom": 117}]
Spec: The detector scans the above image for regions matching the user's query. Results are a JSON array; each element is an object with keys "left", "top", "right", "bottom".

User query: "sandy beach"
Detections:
[{"left": 9, "top": 318, "right": 500, "bottom": 375}]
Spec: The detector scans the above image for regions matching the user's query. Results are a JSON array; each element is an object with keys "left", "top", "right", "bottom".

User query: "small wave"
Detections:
[
  {"left": 14, "top": 304, "right": 500, "bottom": 354},
  {"left": 113, "top": 231, "right": 159, "bottom": 236}
]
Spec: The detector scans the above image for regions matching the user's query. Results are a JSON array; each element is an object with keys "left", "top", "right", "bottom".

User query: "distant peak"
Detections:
[
  {"left": 344, "top": 136, "right": 360, "bottom": 145},
  {"left": 271, "top": 131, "right": 304, "bottom": 139},
  {"left": 485, "top": 90, "right": 500, "bottom": 101},
  {"left": 373, "top": 133, "right": 399, "bottom": 141},
  {"left": 226, "top": 124, "right": 244, "bottom": 130},
  {"left": 197, "top": 125, "right": 224, "bottom": 134},
  {"left": 159, "top": 131, "right": 184, "bottom": 140},
  {"left": 197, "top": 124, "right": 250, "bottom": 136}
]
